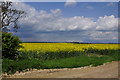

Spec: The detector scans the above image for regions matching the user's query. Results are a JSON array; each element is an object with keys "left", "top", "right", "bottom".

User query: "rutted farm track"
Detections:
[{"left": 4, "top": 61, "right": 118, "bottom": 78}]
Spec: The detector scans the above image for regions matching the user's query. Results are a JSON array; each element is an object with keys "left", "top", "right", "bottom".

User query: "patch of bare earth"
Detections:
[{"left": 3, "top": 61, "right": 118, "bottom": 78}]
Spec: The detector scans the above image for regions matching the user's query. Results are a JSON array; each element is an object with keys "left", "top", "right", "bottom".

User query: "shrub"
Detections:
[{"left": 2, "top": 32, "right": 23, "bottom": 60}]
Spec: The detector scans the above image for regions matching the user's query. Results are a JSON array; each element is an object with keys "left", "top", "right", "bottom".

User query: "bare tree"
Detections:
[{"left": 0, "top": 2, "right": 25, "bottom": 32}]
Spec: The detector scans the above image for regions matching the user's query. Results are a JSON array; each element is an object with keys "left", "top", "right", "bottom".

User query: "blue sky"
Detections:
[
  {"left": 11, "top": 2, "right": 118, "bottom": 43},
  {"left": 25, "top": 2, "right": 118, "bottom": 18}
]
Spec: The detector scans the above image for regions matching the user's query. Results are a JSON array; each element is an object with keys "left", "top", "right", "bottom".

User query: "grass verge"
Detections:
[{"left": 2, "top": 51, "right": 118, "bottom": 75}]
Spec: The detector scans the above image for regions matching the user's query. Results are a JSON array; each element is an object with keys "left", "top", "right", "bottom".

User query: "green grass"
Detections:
[
  {"left": 42, "top": 56, "right": 91, "bottom": 69},
  {"left": 2, "top": 53, "right": 118, "bottom": 74},
  {"left": 2, "top": 48, "right": 119, "bottom": 75},
  {"left": 42, "top": 55, "right": 114, "bottom": 69},
  {"left": 2, "top": 58, "right": 43, "bottom": 74}
]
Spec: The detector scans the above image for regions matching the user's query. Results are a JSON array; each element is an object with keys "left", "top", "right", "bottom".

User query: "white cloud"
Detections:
[
  {"left": 12, "top": 2, "right": 118, "bottom": 42},
  {"left": 64, "top": 0, "right": 77, "bottom": 7},
  {"left": 96, "top": 15, "right": 118, "bottom": 30},
  {"left": 12, "top": 2, "right": 118, "bottom": 32},
  {"left": 90, "top": 31, "right": 118, "bottom": 40}
]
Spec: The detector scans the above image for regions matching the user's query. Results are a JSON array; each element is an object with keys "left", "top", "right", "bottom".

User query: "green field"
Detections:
[{"left": 2, "top": 43, "right": 119, "bottom": 75}]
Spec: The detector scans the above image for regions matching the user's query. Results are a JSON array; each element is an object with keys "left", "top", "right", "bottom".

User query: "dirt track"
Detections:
[{"left": 5, "top": 61, "right": 118, "bottom": 78}]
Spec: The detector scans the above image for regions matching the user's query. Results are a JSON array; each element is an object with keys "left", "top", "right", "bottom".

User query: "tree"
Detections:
[
  {"left": 2, "top": 32, "right": 23, "bottom": 59},
  {"left": 0, "top": 2, "right": 25, "bottom": 59},
  {"left": 0, "top": 2, "right": 25, "bottom": 32}
]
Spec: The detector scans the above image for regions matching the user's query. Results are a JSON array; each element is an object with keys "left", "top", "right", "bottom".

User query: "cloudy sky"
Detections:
[{"left": 11, "top": 2, "right": 118, "bottom": 43}]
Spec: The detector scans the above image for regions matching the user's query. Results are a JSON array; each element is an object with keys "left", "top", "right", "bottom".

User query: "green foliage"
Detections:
[
  {"left": 2, "top": 32, "right": 23, "bottom": 59},
  {"left": 2, "top": 48, "right": 119, "bottom": 74},
  {"left": 2, "top": 58, "right": 43, "bottom": 75},
  {"left": 18, "top": 50, "right": 83, "bottom": 60},
  {"left": 18, "top": 48, "right": 119, "bottom": 61}
]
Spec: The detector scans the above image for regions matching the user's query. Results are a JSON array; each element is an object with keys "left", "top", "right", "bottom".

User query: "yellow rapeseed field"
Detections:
[{"left": 21, "top": 43, "right": 118, "bottom": 53}]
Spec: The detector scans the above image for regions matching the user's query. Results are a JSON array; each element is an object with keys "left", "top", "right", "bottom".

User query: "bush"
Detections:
[{"left": 2, "top": 32, "right": 23, "bottom": 60}]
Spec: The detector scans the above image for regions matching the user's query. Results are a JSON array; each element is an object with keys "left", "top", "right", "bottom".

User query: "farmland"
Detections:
[
  {"left": 21, "top": 43, "right": 118, "bottom": 52},
  {"left": 2, "top": 43, "right": 119, "bottom": 75}
]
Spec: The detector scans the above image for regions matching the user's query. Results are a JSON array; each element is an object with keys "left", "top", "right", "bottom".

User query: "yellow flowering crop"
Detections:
[{"left": 21, "top": 43, "right": 119, "bottom": 53}]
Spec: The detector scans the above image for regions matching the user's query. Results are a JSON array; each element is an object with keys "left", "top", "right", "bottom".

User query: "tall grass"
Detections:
[{"left": 2, "top": 48, "right": 119, "bottom": 75}]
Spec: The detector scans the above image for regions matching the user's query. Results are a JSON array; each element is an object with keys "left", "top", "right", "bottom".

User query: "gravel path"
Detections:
[{"left": 5, "top": 61, "right": 118, "bottom": 78}]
